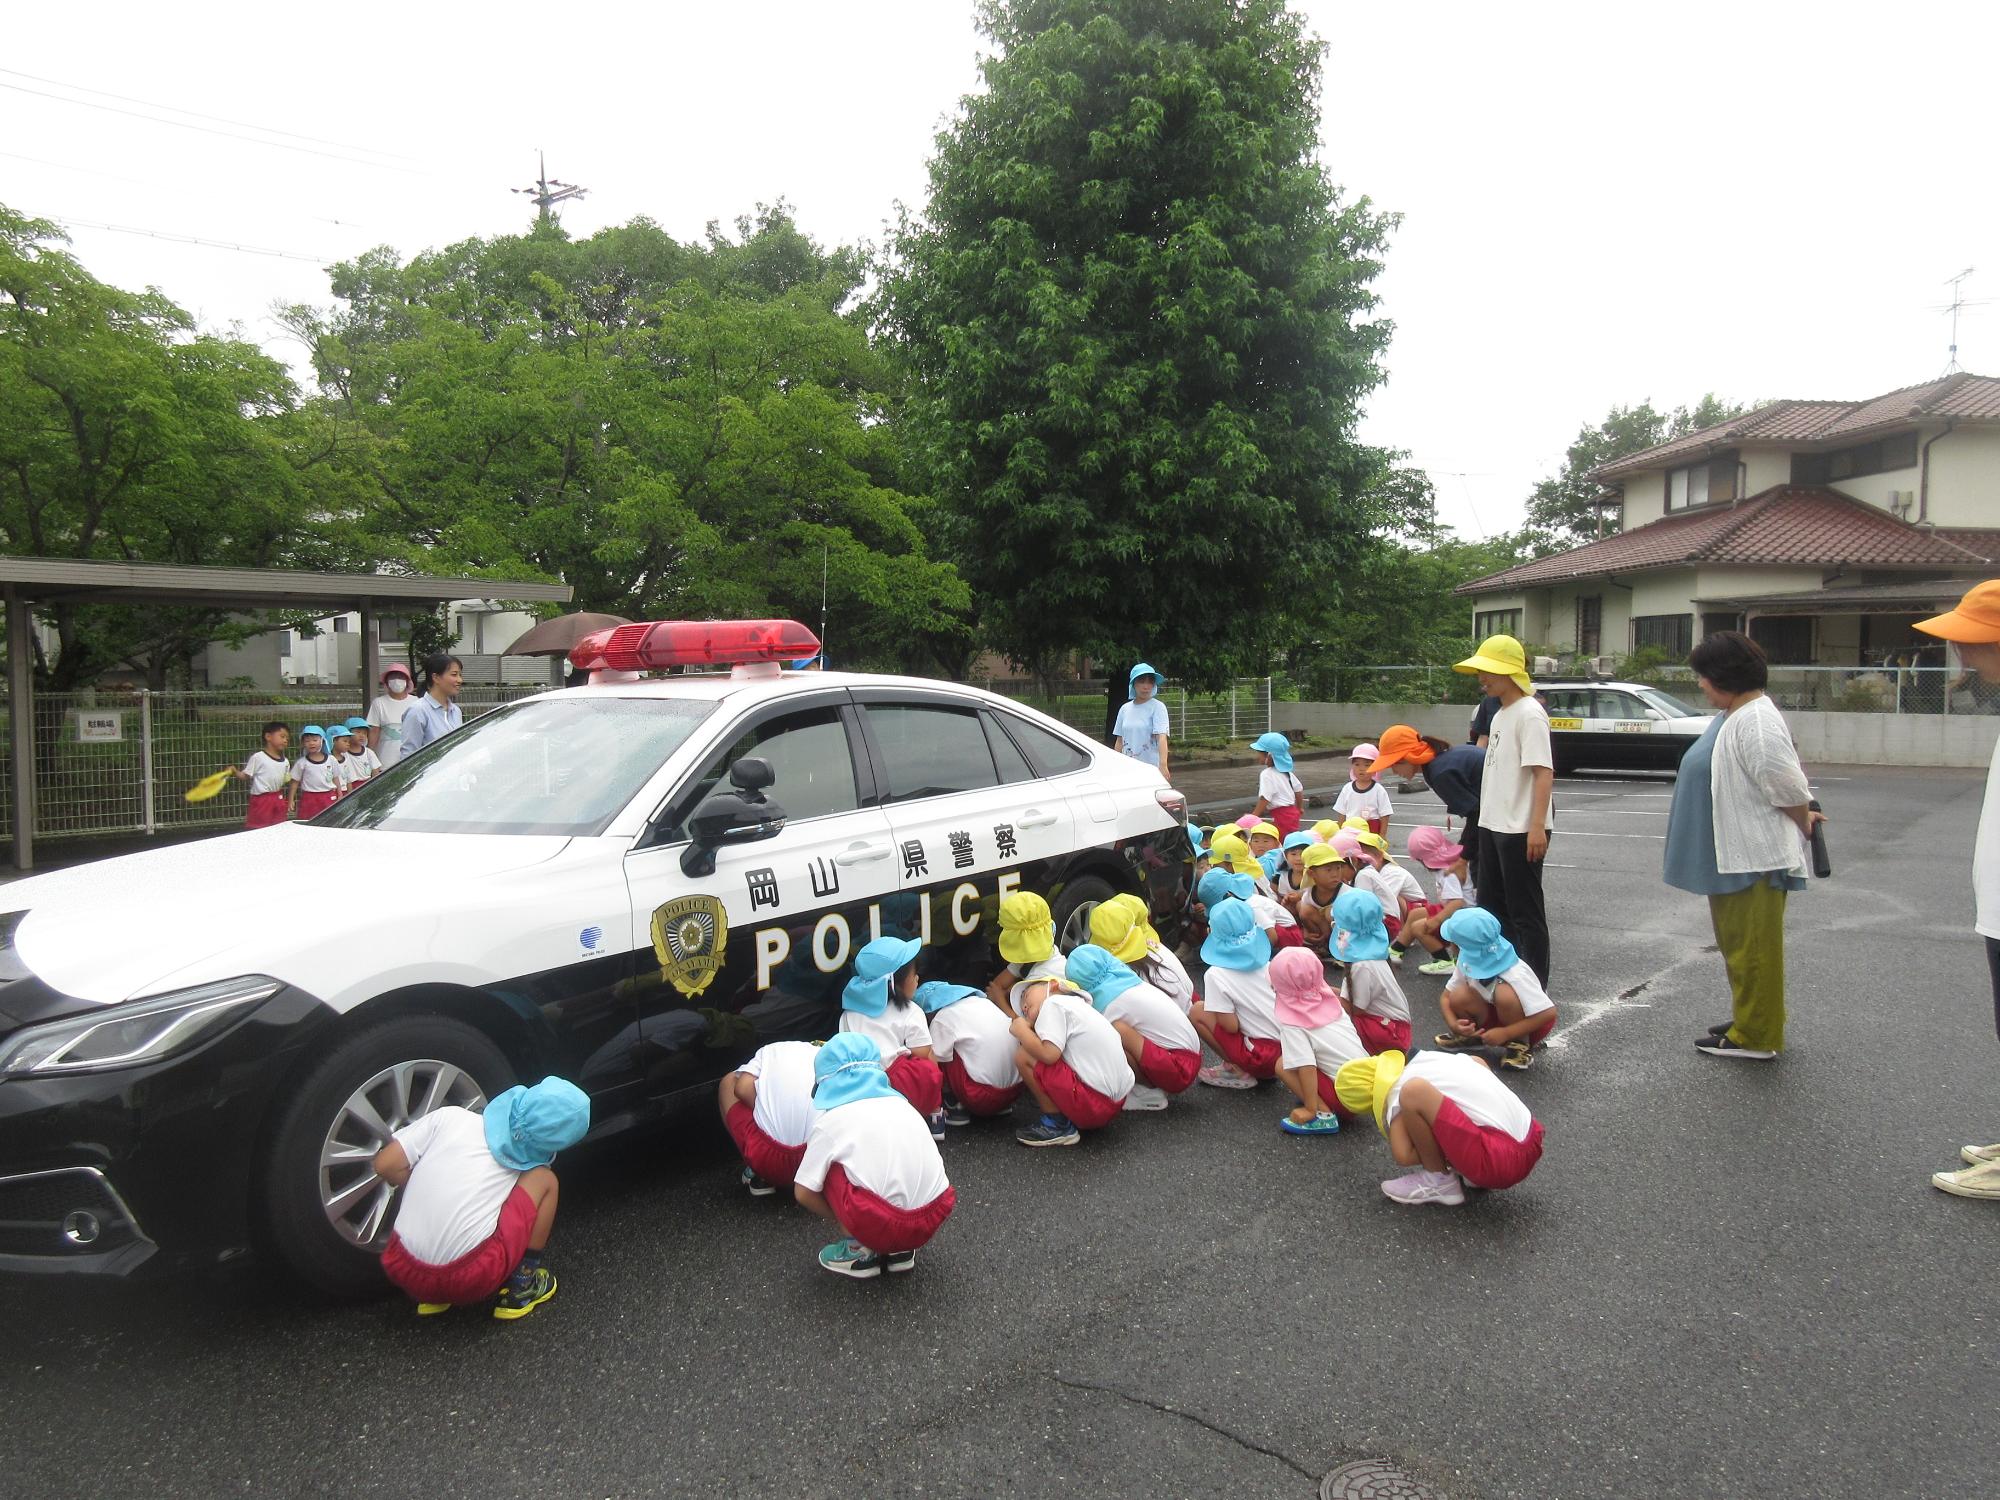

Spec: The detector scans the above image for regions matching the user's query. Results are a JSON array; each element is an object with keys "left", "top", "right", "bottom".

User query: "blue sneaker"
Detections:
[
  {"left": 818, "top": 1237, "right": 883, "bottom": 1279},
  {"left": 941, "top": 1100, "right": 973, "bottom": 1128},
  {"left": 1016, "top": 1113, "right": 1081, "bottom": 1147},
  {"left": 926, "top": 1110, "right": 946, "bottom": 1141},
  {"left": 1280, "top": 1112, "right": 1342, "bottom": 1136}
]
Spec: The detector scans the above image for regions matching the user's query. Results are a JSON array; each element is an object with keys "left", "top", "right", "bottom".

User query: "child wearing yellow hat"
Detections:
[
  {"left": 1452, "top": 634, "right": 1555, "bottom": 986},
  {"left": 989, "top": 891, "right": 1068, "bottom": 1014},
  {"left": 1294, "top": 844, "right": 1355, "bottom": 956},
  {"left": 1349, "top": 829, "right": 1428, "bottom": 964},
  {"left": 1090, "top": 893, "right": 1195, "bottom": 1013},
  {"left": 1335, "top": 1048, "right": 1544, "bottom": 1206}
]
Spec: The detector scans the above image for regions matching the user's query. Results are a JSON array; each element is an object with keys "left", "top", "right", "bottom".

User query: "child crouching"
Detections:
[
  {"left": 1434, "top": 907, "right": 1558, "bottom": 1071},
  {"left": 839, "top": 935, "right": 946, "bottom": 1135},
  {"left": 1332, "top": 886, "right": 1413, "bottom": 1054},
  {"left": 1401, "top": 825, "right": 1473, "bottom": 976},
  {"left": 1011, "top": 974, "right": 1136, "bottom": 1145},
  {"left": 916, "top": 980, "right": 1023, "bottom": 1123},
  {"left": 1335, "top": 1048, "right": 1545, "bottom": 1206},
  {"left": 1189, "top": 898, "right": 1284, "bottom": 1087},
  {"left": 1063, "top": 943, "right": 1202, "bottom": 1111},
  {"left": 1270, "top": 946, "right": 1367, "bottom": 1135},
  {"left": 719, "top": 1039, "right": 819, "bottom": 1196}
]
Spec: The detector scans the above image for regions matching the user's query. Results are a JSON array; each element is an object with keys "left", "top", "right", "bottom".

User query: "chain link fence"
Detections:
[{"left": 980, "top": 677, "right": 1273, "bottom": 748}]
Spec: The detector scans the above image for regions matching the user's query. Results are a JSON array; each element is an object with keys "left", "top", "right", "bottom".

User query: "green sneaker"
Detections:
[
  {"left": 818, "top": 1238, "right": 883, "bottom": 1279},
  {"left": 415, "top": 1301, "right": 452, "bottom": 1317},
  {"left": 492, "top": 1265, "right": 557, "bottom": 1320},
  {"left": 1418, "top": 957, "right": 1456, "bottom": 976}
]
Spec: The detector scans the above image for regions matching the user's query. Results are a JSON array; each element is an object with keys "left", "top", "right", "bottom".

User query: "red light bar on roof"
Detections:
[{"left": 568, "top": 619, "right": 822, "bottom": 674}]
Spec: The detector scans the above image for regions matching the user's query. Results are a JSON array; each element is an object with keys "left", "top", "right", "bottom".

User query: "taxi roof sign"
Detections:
[{"left": 570, "top": 618, "right": 822, "bottom": 674}]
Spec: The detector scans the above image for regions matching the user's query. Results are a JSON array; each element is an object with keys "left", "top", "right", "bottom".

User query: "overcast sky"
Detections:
[{"left": 7, "top": 1, "right": 1997, "bottom": 539}]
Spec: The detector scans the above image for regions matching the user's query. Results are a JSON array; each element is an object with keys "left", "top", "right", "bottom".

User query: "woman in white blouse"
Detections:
[{"left": 1662, "top": 632, "right": 1825, "bottom": 1060}]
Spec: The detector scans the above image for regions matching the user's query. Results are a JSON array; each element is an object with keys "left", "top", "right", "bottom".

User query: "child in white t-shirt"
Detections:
[
  {"left": 340, "top": 717, "right": 381, "bottom": 791},
  {"left": 838, "top": 936, "right": 943, "bottom": 1135},
  {"left": 1335, "top": 1048, "right": 1545, "bottom": 1207},
  {"left": 1333, "top": 886, "right": 1412, "bottom": 1054},
  {"left": 1249, "top": 732, "right": 1305, "bottom": 838},
  {"left": 1269, "top": 945, "right": 1368, "bottom": 1134},
  {"left": 1064, "top": 943, "right": 1202, "bottom": 1111},
  {"left": 371, "top": 1077, "right": 589, "bottom": 1318},
  {"left": 1089, "top": 894, "right": 1195, "bottom": 1013},
  {"left": 991, "top": 891, "right": 1068, "bottom": 1012},
  {"left": 1402, "top": 824, "right": 1475, "bottom": 976},
  {"left": 1434, "top": 907, "right": 1558, "bottom": 1071},
  {"left": 1333, "top": 743, "right": 1394, "bottom": 837},
  {"left": 917, "top": 980, "right": 1022, "bottom": 1123},
  {"left": 719, "top": 1039, "right": 820, "bottom": 1195},
  {"left": 1295, "top": 844, "right": 1355, "bottom": 957},
  {"left": 1351, "top": 830, "right": 1426, "bottom": 962},
  {"left": 794, "top": 1034, "right": 955, "bottom": 1278},
  {"left": 230, "top": 720, "right": 291, "bottom": 829},
  {"left": 1189, "top": 897, "right": 1283, "bottom": 1088},
  {"left": 1010, "top": 979, "right": 1135, "bottom": 1145},
  {"left": 289, "top": 725, "right": 341, "bottom": 819}
]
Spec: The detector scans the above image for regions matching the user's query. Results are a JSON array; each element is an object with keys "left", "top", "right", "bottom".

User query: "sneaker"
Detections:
[
  {"left": 941, "top": 1101, "right": 973, "bottom": 1128},
  {"left": 818, "top": 1237, "right": 883, "bottom": 1278},
  {"left": 1961, "top": 1143, "right": 2000, "bottom": 1166},
  {"left": 926, "top": 1111, "right": 946, "bottom": 1141},
  {"left": 1198, "top": 1061, "right": 1258, "bottom": 1090},
  {"left": 1381, "top": 1168, "right": 1466, "bottom": 1206},
  {"left": 883, "top": 1249, "right": 917, "bottom": 1274},
  {"left": 1498, "top": 1039, "right": 1534, "bottom": 1071},
  {"left": 741, "top": 1165, "right": 776, "bottom": 1197},
  {"left": 1388, "top": 946, "right": 1405, "bottom": 968},
  {"left": 492, "top": 1265, "right": 557, "bottom": 1320},
  {"left": 1932, "top": 1160, "right": 2000, "bottom": 1200},
  {"left": 1431, "top": 1030, "right": 1482, "bottom": 1050},
  {"left": 415, "top": 1302, "right": 452, "bottom": 1317},
  {"left": 1016, "top": 1113, "right": 1081, "bottom": 1147},
  {"left": 1279, "top": 1112, "right": 1341, "bottom": 1136},
  {"left": 1122, "top": 1084, "right": 1170, "bottom": 1112},
  {"left": 1706, "top": 1019, "right": 1734, "bottom": 1038},
  {"left": 1695, "top": 1033, "right": 1777, "bottom": 1060},
  {"left": 1418, "top": 957, "right": 1456, "bottom": 976}
]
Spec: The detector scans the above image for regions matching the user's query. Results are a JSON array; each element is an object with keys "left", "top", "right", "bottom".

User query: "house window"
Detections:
[
  {"left": 1632, "top": 613, "right": 1693, "bottom": 658},
  {"left": 1474, "top": 608, "right": 1522, "bottom": 640},
  {"left": 1667, "top": 463, "right": 1710, "bottom": 512},
  {"left": 1750, "top": 616, "right": 1814, "bottom": 665},
  {"left": 1701, "top": 612, "right": 1743, "bottom": 639},
  {"left": 1794, "top": 431, "right": 1920, "bottom": 486},
  {"left": 1576, "top": 596, "right": 1602, "bottom": 655}
]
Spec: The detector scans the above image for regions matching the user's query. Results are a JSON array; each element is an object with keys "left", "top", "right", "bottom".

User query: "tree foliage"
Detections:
[
  {"left": 882, "top": 0, "right": 1395, "bottom": 688},
  {"left": 1524, "top": 393, "right": 1750, "bottom": 549}
]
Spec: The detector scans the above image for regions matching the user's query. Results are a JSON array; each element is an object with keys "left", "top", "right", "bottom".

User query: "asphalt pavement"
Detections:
[{"left": 5, "top": 763, "right": 1998, "bottom": 1500}]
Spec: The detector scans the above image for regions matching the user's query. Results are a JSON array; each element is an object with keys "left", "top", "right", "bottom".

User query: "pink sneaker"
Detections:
[
  {"left": 1381, "top": 1169, "right": 1466, "bottom": 1206},
  {"left": 1198, "top": 1061, "right": 1257, "bottom": 1090}
]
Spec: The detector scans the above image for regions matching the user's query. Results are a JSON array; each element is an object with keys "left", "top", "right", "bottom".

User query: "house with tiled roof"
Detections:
[{"left": 1456, "top": 373, "right": 2000, "bottom": 666}]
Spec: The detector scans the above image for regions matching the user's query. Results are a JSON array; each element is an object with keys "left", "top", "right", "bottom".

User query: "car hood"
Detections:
[{"left": 3, "top": 824, "right": 572, "bottom": 1004}]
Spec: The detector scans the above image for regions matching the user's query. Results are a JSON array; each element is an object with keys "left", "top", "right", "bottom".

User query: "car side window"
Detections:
[
  {"left": 995, "top": 712, "right": 1092, "bottom": 777},
  {"left": 1594, "top": 691, "right": 1645, "bottom": 719},
  {"left": 864, "top": 704, "right": 999, "bottom": 801},
  {"left": 983, "top": 713, "right": 1037, "bottom": 785},
  {"left": 657, "top": 705, "right": 858, "bottom": 841},
  {"left": 1543, "top": 690, "right": 1584, "bottom": 718}
]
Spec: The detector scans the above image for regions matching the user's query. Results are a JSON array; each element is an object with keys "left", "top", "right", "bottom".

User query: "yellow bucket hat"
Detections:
[
  {"left": 1311, "top": 819, "right": 1340, "bottom": 841},
  {"left": 1341, "top": 815, "right": 1370, "bottom": 832},
  {"left": 1089, "top": 900, "right": 1149, "bottom": 963},
  {"left": 998, "top": 891, "right": 1055, "bottom": 964},
  {"left": 1352, "top": 829, "right": 1389, "bottom": 856},
  {"left": 1250, "top": 821, "right": 1281, "bottom": 842},
  {"left": 1455, "top": 634, "right": 1532, "bottom": 694},
  {"left": 1300, "top": 843, "right": 1348, "bottom": 870},
  {"left": 1206, "top": 830, "right": 1260, "bottom": 877},
  {"left": 1334, "top": 1050, "right": 1406, "bottom": 1135}
]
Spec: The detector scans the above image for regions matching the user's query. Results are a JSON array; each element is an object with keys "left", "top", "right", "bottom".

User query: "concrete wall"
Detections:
[{"left": 1741, "top": 448, "right": 1792, "bottom": 494}]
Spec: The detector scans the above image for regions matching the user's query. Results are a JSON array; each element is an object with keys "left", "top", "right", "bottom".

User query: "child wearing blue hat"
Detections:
[
  {"left": 341, "top": 717, "right": 381, "bottom": 791},
  {"left": 1189, "top": 898, "right": 1283, "bottom": 1088},
  {"left": 838, "top": 936, "right": 944, "bottom": 1136},
  {"left": 1064, "top": 943, "right": 1202, "bottom": 1110},
  {"left": 916, "top": 980, "right": 1022, "bottom": 1124},
  {"left": 1009, "top": 971, "right": 1136, "bottom": 1144},
  {"left": 1113, "top": 663, "right": 1172, "bottom": 779},
  {"left": 288, "top": 725, "right": 340, "bottom": 818},
  {"left": 1332, "top": 886, "right": 1412, "bottom": 1055},
  {"left": 372, "top": 1076, "right": 590, "bottom": 1319},
  {"left": 1433, "top": 907, "right": 1557, "bottom": 1071},
  {"left": 1250, "top": 731, "right": 1303, "bottom": 838},
  {"left": 794, "top": 1034, "right": 955, "bottom": 1278},
  {"left": 1274, "top": 830, "right": 1316, "bottom": 906}
]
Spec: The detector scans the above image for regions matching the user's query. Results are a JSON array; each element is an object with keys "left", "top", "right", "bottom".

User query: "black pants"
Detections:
[
  {"left": 1476, "top": 828, "right": 1551, "bottom": 987},
  {"left": 1987, "top": 937, "right": 2000, "bottom": 1043}
]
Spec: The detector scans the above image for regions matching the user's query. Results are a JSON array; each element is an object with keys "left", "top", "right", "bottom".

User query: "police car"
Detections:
[
  {"left": 0, "top": 620, "right": 1189, "bottom": 1293},
  {"left": 1536, "top": 679, "right": 1714, "bottom": 773}
]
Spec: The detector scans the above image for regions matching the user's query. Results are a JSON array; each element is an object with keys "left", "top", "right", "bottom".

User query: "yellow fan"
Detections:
[{"left": 184, "top": 769, "right": 233, "bottom": 804}]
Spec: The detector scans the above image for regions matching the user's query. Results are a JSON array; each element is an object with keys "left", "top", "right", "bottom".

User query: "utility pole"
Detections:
[
  {"left": 512, "top": 151, "right": 587, "bottom": 228},
  {"left": 1944, "top": 267, "right": 1975, "bottom": 375}
]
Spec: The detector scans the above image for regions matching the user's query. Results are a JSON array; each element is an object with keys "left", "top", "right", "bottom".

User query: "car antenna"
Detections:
[{"left": 820, "top": 540, "right": 830, "bottom": 670}]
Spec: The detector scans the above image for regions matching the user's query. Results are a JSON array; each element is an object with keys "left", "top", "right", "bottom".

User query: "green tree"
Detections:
[
  {"left": 1524, "top": 393, "right": 1750, "bottom": 549},
  {"left": 881, "top": 0, "right": 1395, "bottom": 694}
]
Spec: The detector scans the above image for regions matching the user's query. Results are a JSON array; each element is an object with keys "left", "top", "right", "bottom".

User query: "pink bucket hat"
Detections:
[
  {"left": 1330, "top": 830, "right": 1365, "bottom": 861},
  {"left": 1406, "top": 824, "right": 1465, "bottom": 871},
  {"left": 1233, "top": 813, "right": 1261, "bottom": 831},
  {"left": 1269, "top": 947, "right": 1345, "bottom": 1030}
]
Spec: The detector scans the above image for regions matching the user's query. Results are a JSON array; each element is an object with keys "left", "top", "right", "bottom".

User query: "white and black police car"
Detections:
[{"left": 0, "top": 620, "right": 1189, "bottom": 1294}]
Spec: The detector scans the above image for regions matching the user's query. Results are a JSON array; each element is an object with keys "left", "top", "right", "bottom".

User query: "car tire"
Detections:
[
  {"left": 258, "top": 1013, "right": 516, "bottom": 1298},
  {"left": 1052, "top": 873, "right": 1122, "bottom": 954}
]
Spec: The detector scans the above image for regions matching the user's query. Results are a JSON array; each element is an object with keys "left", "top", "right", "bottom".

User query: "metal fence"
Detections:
[
  {"left": 0, "top": 685, "right": 542, "bottom": 845},
  {"left": 981, "top": 677, "right": 1274, "bottom": 748}
]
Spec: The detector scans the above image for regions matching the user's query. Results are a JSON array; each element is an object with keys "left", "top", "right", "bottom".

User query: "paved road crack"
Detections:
[{"left": 1048, "top": 1372, "right": 1318, "bottom": 1481}]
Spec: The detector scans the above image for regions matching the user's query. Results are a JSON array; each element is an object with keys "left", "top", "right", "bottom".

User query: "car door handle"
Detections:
[
  {"left": 834, "top": 841, "right": 891, "bottom": 866},
  {"left": 1018, "top": 809, "right": 1060, "bottom": 829}
]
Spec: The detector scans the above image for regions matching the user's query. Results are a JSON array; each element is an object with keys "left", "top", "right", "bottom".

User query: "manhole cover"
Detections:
[{"left": 1320, "top": 1458, "right": 1446, "bottom": 1500}]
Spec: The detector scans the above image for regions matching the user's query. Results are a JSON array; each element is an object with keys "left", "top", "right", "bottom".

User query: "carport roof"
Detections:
[
  {"left": 0, "top": 557, "right": 573, "bottom": 609},
  {"left": 1693, "top": 577, "right": 1981, "bottom": 614}
]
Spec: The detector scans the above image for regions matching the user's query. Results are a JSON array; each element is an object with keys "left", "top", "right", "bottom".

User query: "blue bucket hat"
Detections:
[
  {"left": 1282, "top": 831, "right": 1316, "bottom": 852},
  {"left": 1187, "top": 823, "right": 1207, "bottom": 856},
  {"left": 1257, "top": 849, "right": 1283, "bottom": 880},
  {"left": 1251, "top": 731, "right": 1294, "bottom": 774},
  {"left": 1441, "top": 906, "right": 1518, "bottom": 981},
  {"left": 1332, "top": 886, "right": 1391, "bottom": 964},
  {"left": 914, "top": 980, "right": 981, "bottom": 1015},
  {"left": 482, "top": 1077, "right": 590, "bottom": 1171},
  {"left": 841, "top": 935, "right": 923, "bottom": 1016},
  {"left": 1128, "top": 662, "right": 1161, "bottom": 689},
  {"left": 343, "top": 716, "right": 370, "bottom": 734},
  {"left": 299, "top": 724, "right": 327, "bottom": 747},
  {"left": 812, "top": 1032, "right": 901, "bottom": 1110},
  {"left": 1197, "top": 868, "right": 1254, "bottom": 908},
  {"left": 1201, "top": 897, "right": 1272, "bottom": 972},
  {"left": 1062, "top": 943, "right": 1142, "bottom": 1011}
]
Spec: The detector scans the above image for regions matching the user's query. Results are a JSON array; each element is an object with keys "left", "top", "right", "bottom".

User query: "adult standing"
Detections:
[
  {"left": 1661, "top": 631, "right": 1820, "bottom": 1061},
  {"left": 1468, "top": 694, "right": 1501, "bottom": 749},
  {"left": 399, "top": 653, "right": 465, "bottom": 760},
  {"left": 1112, "top": 663, "right": 1172, "bottom": 780},
  {"left": 1369, "top": 725, "right": 1485, "bottom": 881},
  {"left": 1913, "top": 583, "right": 2000, "bottom": 1197},
  {"left": 1452, "top": 636, "right": 1554, "bottom": 986},
  {"left": 366, "top": 666, "right": 417, "bottom": 768}
]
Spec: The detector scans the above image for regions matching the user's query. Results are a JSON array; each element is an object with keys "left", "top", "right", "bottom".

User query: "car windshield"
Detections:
[
  {"left": 315, "top": 696, "right": 715, "bottom": 836},
  {"left": 1638, "top": 687, "right": 1704, "bottom": 718}
]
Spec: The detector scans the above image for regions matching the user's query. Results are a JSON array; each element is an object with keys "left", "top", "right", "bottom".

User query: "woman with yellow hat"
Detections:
[
  {"left": 1334, "top": 1046, "right": 1544, "bottom": 1207},
  {"left": 1452, "top": 634, "right": 1555, "bottom": 985}
]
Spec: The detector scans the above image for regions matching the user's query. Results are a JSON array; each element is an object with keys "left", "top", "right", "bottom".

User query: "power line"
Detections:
[
  {"left": 52, "top": 214, "right": 332, "bottom": 264},
  {"left": 1, "top": 149, "right": 373, "bottom": 229}
]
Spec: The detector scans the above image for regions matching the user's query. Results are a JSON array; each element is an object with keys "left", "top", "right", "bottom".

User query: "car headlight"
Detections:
[{"left": 0, "top": 975, "right": 281, "bottom": 1077}]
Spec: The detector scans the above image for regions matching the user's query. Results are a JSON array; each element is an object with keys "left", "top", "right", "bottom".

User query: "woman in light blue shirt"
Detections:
[
  {"left": 1112, "top": 662, "right": 1171, "bottom": 778},
  {"left": 398, "top": 653, "right": 465, "bottom": 759}
]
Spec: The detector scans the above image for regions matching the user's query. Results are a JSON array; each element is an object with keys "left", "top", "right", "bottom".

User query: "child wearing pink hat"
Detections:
[
  {"left": 1401, "top": 825, "right": 1475, "bottom": 977},
  {"left": 1270, "top": 947, "right": 1367, "bottom": 1134},
  {"left": 1333, "top": 742, "right": 1393, "bottom": 838}
]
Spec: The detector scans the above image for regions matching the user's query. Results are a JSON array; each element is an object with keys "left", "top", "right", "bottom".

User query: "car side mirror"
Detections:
[
  {"left": 1644, "top": 708, "right": 1665, "bottom": 721},
  {"left": 680, "top": 788, "right": 787, "bottom": 878}
]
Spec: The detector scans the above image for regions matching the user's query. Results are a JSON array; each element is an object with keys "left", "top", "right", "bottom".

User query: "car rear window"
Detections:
[
  {"left": 865, "top": 704, "right": 999, "bottom": 801},
  {"left": 993, "top": 712, "right": 1092, "bottom": 777}
]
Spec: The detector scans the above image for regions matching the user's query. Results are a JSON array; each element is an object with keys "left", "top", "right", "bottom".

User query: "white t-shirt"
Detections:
[
  {"left": 1388, "top": 1049, "right": 1534, "bottom": 1141},
  {"left": 1432, "top": 869, "right": 1469, "bottom": 904},
  {"left": 241, "top": 750, "right": 289, "bottom": 795},
  {"left": 1258, "top": 767, "right": 1302, "bottom": 809},
  {"left": 925, "top": 995, "right": 1021, "bottom": 1089},
  {"left": 1247, "top": 893, "right": 1300, "bottom": 932},
  {"left": 1278, "top": 1011, "right": 1368, "bottom": 1076},
  {"left": 795, "top": 1094, "right": 950, "bottom": 1209},
  {"left": 1344, "top": 960, "right": 1409, "bottom": 1022},
  {"left": 1979, "top": 731, "right": 2000, "bottom": 939},
  {"left": 367, "top": 693, "right": 415, "bottom": 766},
  {"left": 1034, "top": 991, "right": 1135, "bottom": 1099},
  {"left": 345, "top": 747, "right": 381, "bottom": 785},
  {"left": 1009, "top": 953, "right": 1068, "bottom": 1013},
  {"left": 1137, "top": 943, "right": 1194, "bottom": 1012},
  {"left": 1105, "top": 980, "right": 1201, "bottom": 1054},
  {"left": 390, "top": 1105, "right": 520, "bottom": 1266},
  {"left": 1114, "top": 697, "right": 1171, "bottom": 767},
  {"left": 1333, "top": 781, "right": 1394, "bottom": 822},
  {"left": 1201, "top": 965, "right": 1280, "bottom": 1041},
  {"left": 740, "top": 1039, "right": 818, "bottom": 1147},
  {"left": 1480, "top": 696, "right": 1556, "bottom": 835},
  {"left": 839, "top": 1005, "right": 933, "bottom": 1061},
  {"left": 1359, "top": 862, "right": 1426, "bottom": 917},
  {"left": 330, "top": 755, "right": 354, "bottom": 790},
  {"left": 1455, "top": 959, "right": 1554, "bottom": 1018},
  {"left": 291, "top": 756, "right": 339, "bottom": 794}
]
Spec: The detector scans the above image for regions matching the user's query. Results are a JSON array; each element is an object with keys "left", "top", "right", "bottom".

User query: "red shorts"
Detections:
[
  {"left": 1432, "top": 1098, "right": 1545, "bottom": 1190},
  {"left": 1136, "top": 1039, "right": 1201, "bottom": 1094},
  {"left": 380, "top": 1184, "right": 535, "bottom": 1304},
  {"left": 1351, "top": 1011, "right": 1412, "bottom": 1056},
  {"left": 1209, "top": 1026, "right": 1282, "bottom": 1079},
  {"left": 1384, "top": 914, "right": 1403, "bottom": 942},
  {"left": 886, "top": 1054, "right": 943, "bottom": 1118},
  {"left": 1032, "top": 1056, "right": 1125, "bottom": 1129},
  {"left": 1458, "top": 998, "right": 1558, "bottom": 1046},
  {"left": 244, "top": 792, "right": 288, "bottom": 829},
  {"left": 1269, "top": 924, "right": 1305, "bottom": 950},
  {"left": 1367, "top": 816, "right": 1387, "bottom": 838},
  {"left": 296, "top": 788, "right": 339, "bottom": 819},
  {"left": 941, "top": 1056, "right": 1021, "bottom": 1116},
  {"left": 824, "top": 1164, "right": 956, "bottom": 1253},
  {"left": 724, "top": 1100, "right": 807, "bottom": 1186},
  {"left": 1270, "top": 805, "right": 1301, "bottom": 837},
  {"left": 1314, "top": 1070, "right": 1361, "bottom": 1120}
]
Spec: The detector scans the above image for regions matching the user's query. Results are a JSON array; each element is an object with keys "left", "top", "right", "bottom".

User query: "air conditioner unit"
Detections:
[
  {"left": 1590, "top": 655, "right": 1619, "bottom": 677},
  {"left": 1531, "top": 655, "right": 1559, "bottom": 675}
]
